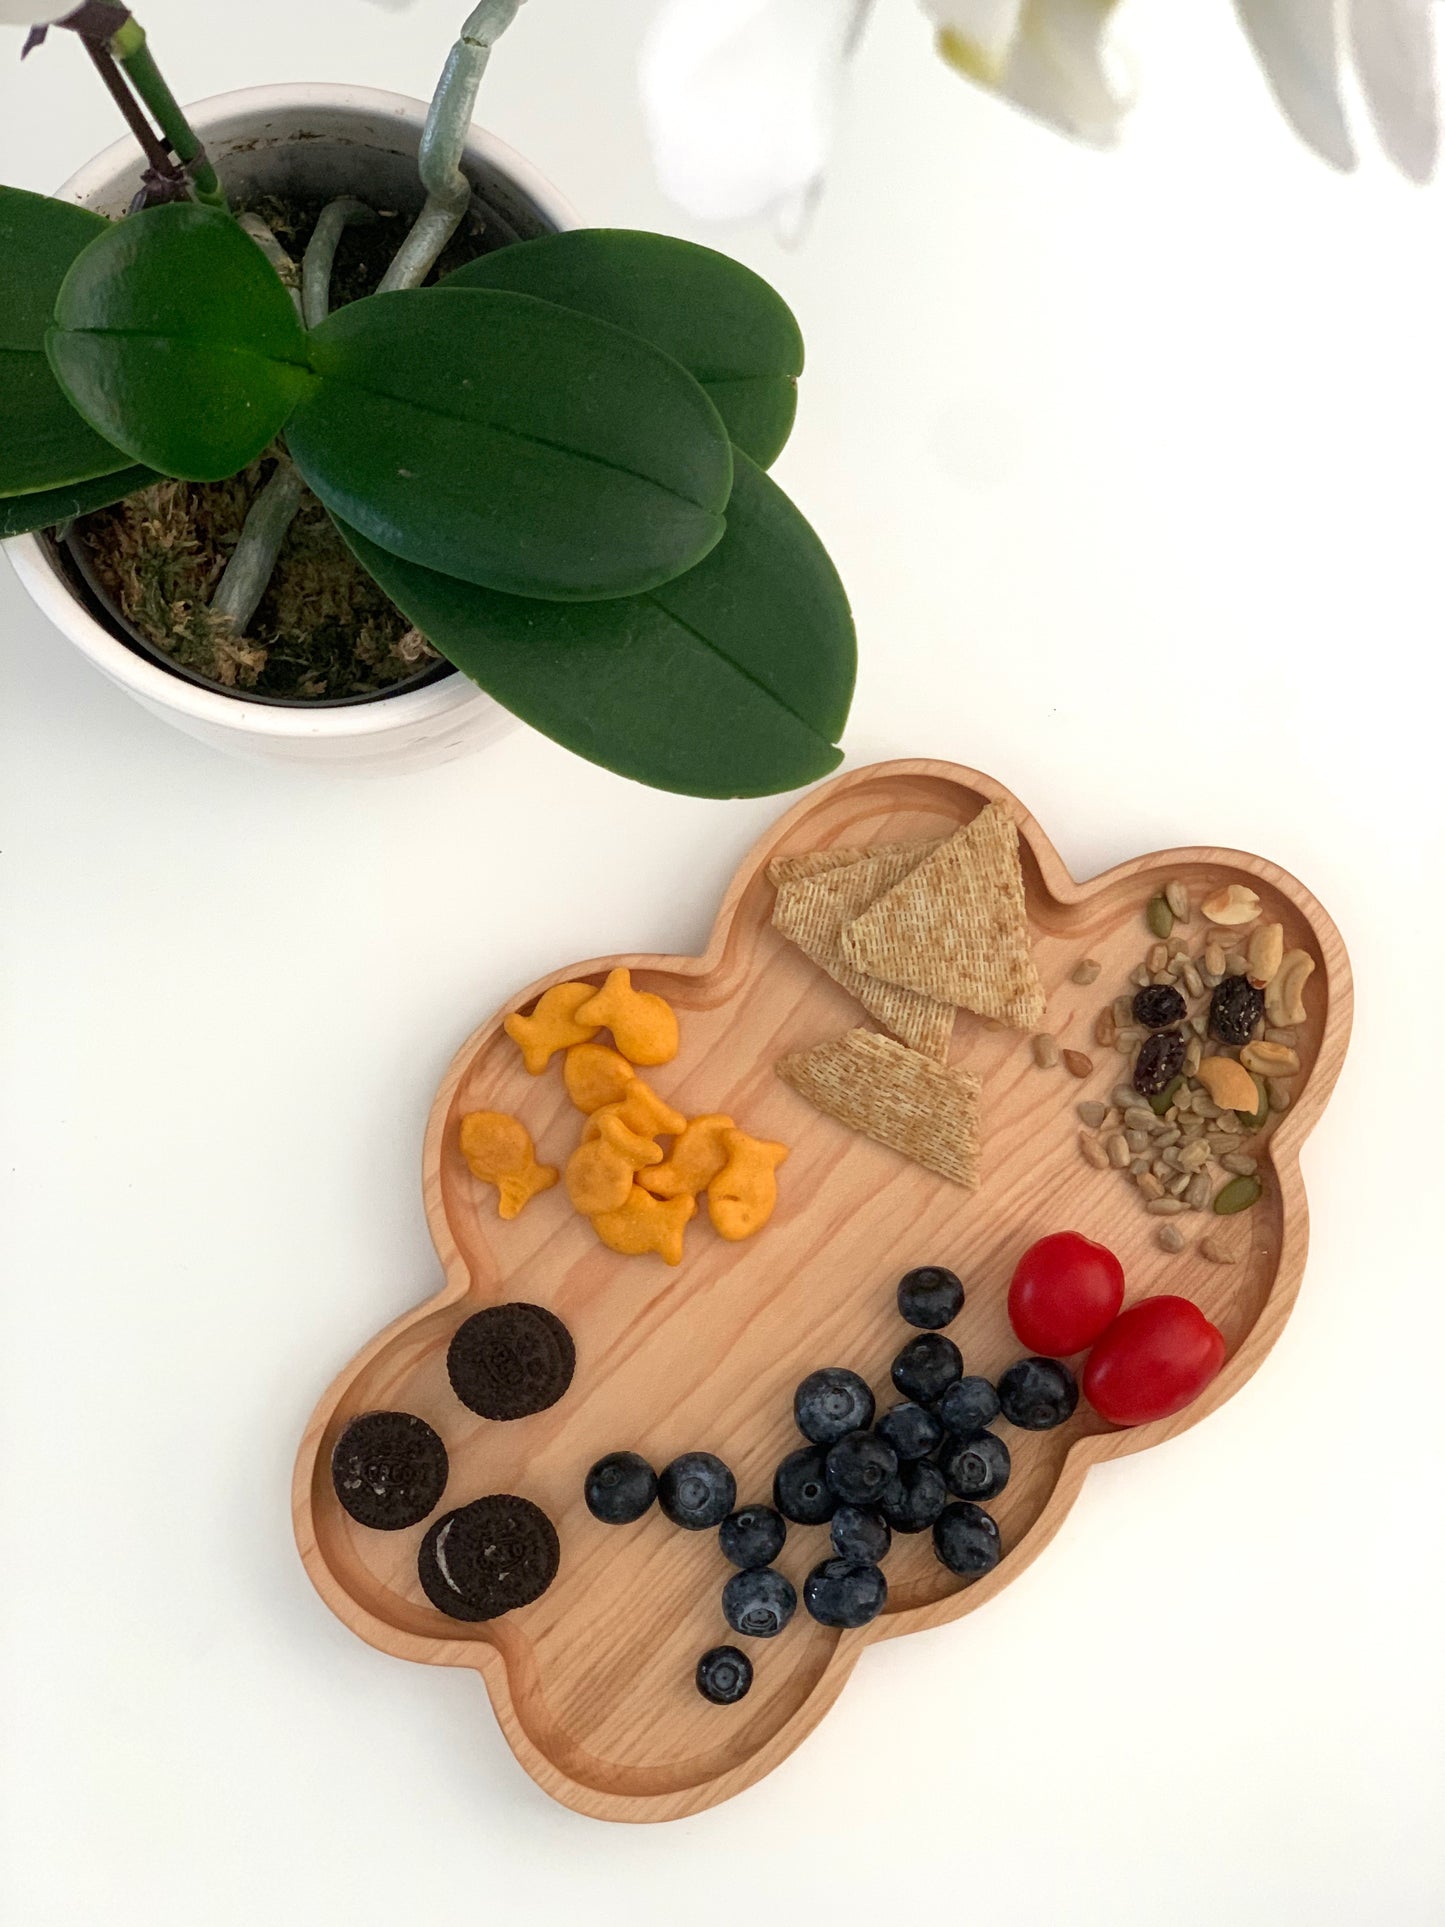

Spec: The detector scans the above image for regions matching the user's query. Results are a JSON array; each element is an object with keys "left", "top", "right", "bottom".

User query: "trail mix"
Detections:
[{"left": 1059, "top": 880, "right": 1314, "bottom": 1257}]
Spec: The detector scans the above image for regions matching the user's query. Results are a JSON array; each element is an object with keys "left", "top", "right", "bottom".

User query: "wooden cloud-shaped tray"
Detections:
[{"left": 293, "top": 760, "right": 1351, "bottom": 1822}]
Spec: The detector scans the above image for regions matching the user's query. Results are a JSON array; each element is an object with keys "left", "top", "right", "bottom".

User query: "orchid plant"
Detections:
[
  {"left": 639, "top": 0, "right": 1440, "bottom": 227},
  {"left": 0, "top": 3, "right": 855, "bottom": 798}
]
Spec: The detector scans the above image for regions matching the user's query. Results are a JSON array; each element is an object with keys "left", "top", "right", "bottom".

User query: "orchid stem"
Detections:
[
  {"left": 301, "top": 198, "right": 376, "bottom": 329},
  {"left": 109, "top": 14, "right": 227, "bottom": 209},
  {"left": 378, "top": 0, "right": 526, "bottom": 293}
]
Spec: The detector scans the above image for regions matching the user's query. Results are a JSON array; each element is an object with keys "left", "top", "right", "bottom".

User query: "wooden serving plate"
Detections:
[{"left": 293, "top": 760, "right": 1351, "bottom": 1822}]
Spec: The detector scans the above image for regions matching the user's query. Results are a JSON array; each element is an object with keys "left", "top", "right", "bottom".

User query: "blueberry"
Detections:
[
  {"left": 875, "top": 1400, "right": 944, "bottom": 1462},
  {"left": 897, "top": 1265, "right": 965, "bottom": 1329},
  {"left": 583, "top": 1450, "right": 657, "bottom": 1525},
  {"left": 696, "top": 1644, "right": 753, "bottom": 1705},
  {"left": 803, "top": 1557, "right": 888, "bottom": 1629},
  {"left": 891, "top": 1332, "right": 963, "bottom": 1405},
  {"left": 794, "top": 1367, "right": 875, "bottom": 1445},
  {"left": 830, "top": 1504, "right": 891, "bottom": 1563},
  {"left": 658, "top": 1451, "right": 737, "bottom": 1530},
  {"left": 933, "top": 1501, "right": 1001, "bottom": 1580},
  {"left": 824, "top": 1430, "right": 898, "bottom": 1505},
  {"left": 878, "top": 1459, "right": 948, "bottom": 1534},
  {"left": 937, "top": 1429, "right": 1011, "bottom": 1501},
  {"left": 718, "top": 1504, "right": 787, "bottom": 1570},
  {"left": 774, "top": 1445, "right": 837, "bottom": 1525},
  {"left": 935, "top": 1375, "right": 1002, "bottom": 1436},
  {"left": 722, "top": 1566, "right": 797, "bottom": 1639},
  {"left": 997, "top": 1357, "right": 1079, "bottom": 1431}
]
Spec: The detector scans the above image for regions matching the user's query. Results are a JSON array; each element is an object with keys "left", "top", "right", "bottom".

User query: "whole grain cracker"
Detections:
[
  {"left": 840, "top": 802, "right": 1045, "bottom": 1029},
  {"left": 765, "top": 836, "right": 945, "bottom": 889},
  {"left": 775, "top": 1028, "right": 981, "bottom": 1188},
  {"left": 773, "top": 847, "right": 954, "bottom": 1059}
]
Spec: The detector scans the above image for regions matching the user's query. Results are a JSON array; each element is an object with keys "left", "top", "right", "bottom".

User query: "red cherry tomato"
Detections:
[
  {"left": 1083, "top": 1296, "right": 1226, "bottom": 1427},
  {"left": 1008, "top": 1231, "right": 1126, "bottom": 1356}
]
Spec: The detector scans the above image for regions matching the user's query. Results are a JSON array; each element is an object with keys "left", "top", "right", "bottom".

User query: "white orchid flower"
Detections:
[
  {"left": 1235, "top": 0, "right": 1438, "bottom": 182},
  {"left": 640, "top": 0, "right": 1438, "bottom": 226},
  {"left": 923, "top": 0, "right": 1129, "bottom": 146}
]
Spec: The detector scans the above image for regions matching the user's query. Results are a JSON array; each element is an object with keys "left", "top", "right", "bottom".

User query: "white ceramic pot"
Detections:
[{"left": 4, "top": 84, "right": 576, "bottom": 773}]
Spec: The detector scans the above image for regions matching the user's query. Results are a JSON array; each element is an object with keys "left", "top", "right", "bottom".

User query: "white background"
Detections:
[{"left": 3, "top": 1, "right": 1443, "bottom": 1919}]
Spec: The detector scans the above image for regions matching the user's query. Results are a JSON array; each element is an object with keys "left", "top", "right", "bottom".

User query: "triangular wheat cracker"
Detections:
[
  {"left": 840, "top": 802, "right": 1045, "bottom": 1029},
  {"left": 771, "top": 844, "right": 953, "bottom": 1059},
  {"left": 775, "top": 1029, "right": 981, "bottom": 1188}
]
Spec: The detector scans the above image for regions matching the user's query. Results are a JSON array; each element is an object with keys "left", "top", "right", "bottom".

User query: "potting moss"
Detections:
[{"left": 69, "top": 194, "right": 491, "bottom": 703}]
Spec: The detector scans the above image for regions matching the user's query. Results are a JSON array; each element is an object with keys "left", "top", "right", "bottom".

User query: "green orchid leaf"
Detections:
[
  {"left": 332, "top": 448, "right": 853, "bottom": 798},
  {"left": 442, "top": 229, "right": 803, "bottom": 468},
  {"left": 287, "top": 286, "right": 733, "bottom": 602},
  {"left": 46, "top": 203, "right": 312, "bottom": 482},
  {"left": 0, "top": 187, "right": 138, "bottom": 499},
  {"left": 0, "top": 464, "right": 155, "bottom": 537}
]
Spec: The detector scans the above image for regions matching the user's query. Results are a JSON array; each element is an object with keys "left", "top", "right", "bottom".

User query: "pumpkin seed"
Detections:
[
  {"left": 1077, "top": 1100, "right": 1108, "bottom": 1127},
  {"left": 1148, "top": 1075, "right": 1183, "bottom": 1117},
  {"left": 1106, "top": 1133, "right": 1130, "bottom": 1169},
  {"left": 1071, "top": 958, "right": 1102, "bottom": 985},
  {"left": 1032, "top": 1032, "right": 1060, "bottom": 1069},
  {"left": 1078, "top": 1132, "right": 1110, "bottom": 1169},
  {"left": 1146, "top": 896, "right": 1174, "bottom": 939},
  {"left": 1214, "top": 1174, "right": 1262, "bottom": 1214},
  {"left": 1164, "top": 879, "right": 1190, "bottom": 923},
  {"left": 1147, "top": 1198, "right": 1188, "bottom": 1215},
  {"left": 1199, "top": 1235, "right": 1238, "bottom": 1265},
  {"left": 1157, "top": 1223, "right": 1186, "bottom": 1252}
]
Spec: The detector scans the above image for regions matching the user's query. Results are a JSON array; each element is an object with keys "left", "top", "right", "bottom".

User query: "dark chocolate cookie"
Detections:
[
  {"left": 417, "top": 1495, "right": 560, "bottom": 1621},
  {"left": 331, "top": 1410, "right": 449, "bottom": 1531},
  {"left": 446, "top": 1303, "right": 575, "bottom": 1420}
]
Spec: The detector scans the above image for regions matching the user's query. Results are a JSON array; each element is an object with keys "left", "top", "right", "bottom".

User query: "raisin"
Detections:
[
  {"left": 1133, "top": 1029, "right": 1186, "bottom": 1097},
  {"left": 1132, "top": 984, "right": 1187, "bottom": 1030},
  {"left": 1209, "top": 975, "right": 1264, "bottom": 1047}
]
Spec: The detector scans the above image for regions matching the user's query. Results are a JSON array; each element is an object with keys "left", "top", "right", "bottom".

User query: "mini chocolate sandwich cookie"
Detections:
[
  {"left": 446, "top": 1303, "right": 576, "bottom": 1420},
  {"left": 417, "top": 1495, "right": 560, "bottom": 1621},
  {"left": 330, "top": 1410, "right": 449, "bottom": 1531}
]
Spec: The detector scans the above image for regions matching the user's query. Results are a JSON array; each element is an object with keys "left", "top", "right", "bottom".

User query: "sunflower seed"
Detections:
[
  {"left": 1147, "top": 1198, "right": 1188, "bottom": 1216},
  {"left": 1151, "top": 1157, "right": 1173, "bottom": 1180},
  {"left": 1164, "top": 880, "right": 1190, "bottom": 923},
  {"left": 1185, "top": 1172, "right": 1212, "bottom": 1210},
  {"left": 1078, "top": 1132, "right": 1110, "bottom": 1169},
  {"left": 1265, "top": 1027, "right": 1298, "bottom": 1047},
  {"left": 1177, "top": 1139, "right": 1211, "bottom": 1171},
  {"left": 1115, "top": 1027, "right": 1144, "bottom": 1054},
  {"left": 1221, "top": 1152, "right": 1258, "bottom": 1176},
  {"left": 1122, "top": 1129, "right": 1147, "bottom": 1154},
  {"left": 1226, "top": 952, "right": 1249, "bottom": 977},
  {"left": 1189, "top": 1013, "right": 1209, "bottom": 1038},
  {"left": 1071, "top": 958, "right": 1102, "bottom": 985},
  {"left": 1131, "top": 964, "right": 1152, "bottom": 988},
  {"left": 1168, "top": 1172, "right": 1192, "bottom": 1197},
  {"left": 1193, "top": 1094, "right": 1221, "bottom": 1120},
  {"left": 1173, "top": 1083, "right": 1195, "bottom": 1113},
  {"left": 1106, "top": 1133, "right": 1130, "bottom": 1168},
  {"left": 1112, "top": 1084, "right": 1141, "bottom": 1111},
  {"left": 1113, "top": 995, "right": 1134, "bottom": 1029},
  {"left": 1157, "top": 1223, "right": 1187, "bottom": 1251},
  {"left": 1130, "top": 1156, "right": 1152, "bottom": 1177},
  {"left": 1199, "top": 1235, "right": 1238, "bottom": 1264},
  {"left": 1136, "top": 1172, "right": 1165, "bottom": 1199},
  {"left": 1180, "top": 961, "right": 1205, "bottom": 1001},
  {"left": 1146, "top": 941, "right": 1168, "bottom": 974},
  {"left": 1154, "top": 1127, "right": 1182, "bottom": 1148},
  {"left": 1184, "top": 1036, "right": 1203, "bottom": 1076},
  {"left": 1268, "top": 1079, "right": 1292, "bottom": 1112},
  {"left": 1077, "top": 1100, "right": 1108, "bottom": 1127},
  {"left": 1032, "top": 1032, "right": 1060, "bottom": 1069},
  {"left": 1204, "top": 940, "right": 1226, "bottom": 978},
  {"left": 1095, "top": 1010, "right": 1118, "bottom": 1047},
  {"left": 1062, "top": 1049, "right": 1093, "bottom": 1079}
]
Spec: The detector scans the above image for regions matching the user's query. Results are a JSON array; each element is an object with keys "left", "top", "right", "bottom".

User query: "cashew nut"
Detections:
[
  {"left": 1195, "top": 1055, "right": 1261, "bottom": 1113},
  {"left": 1264, "top": 949, "right": 1314, "bottom": 1027}
]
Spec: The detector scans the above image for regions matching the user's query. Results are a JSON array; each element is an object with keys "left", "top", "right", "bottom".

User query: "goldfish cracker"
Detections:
[
  {"left": 582, "top": 1079, "right": 687, "bottom": 1145},
  {"left": 591, "top": 1187, "right": 696, "bottom": 1265},
  {"left": 563, "top": 1041, "right": 636, "bottom": 1115},
  {"left": 504, "top": 982, "right": 599, "bottom": 1075},
  {"left": 707, "top": 1128, "right": 789, "bottom": 1241},
  {"left": 565, "top": 1113, "right": 663, "bottom": 1216},
  {"left": 458, "top": 1110, "right": 558, "bottom": 1220},
  {"left": 573, "top": 968, "right": 679, "bottom": 1068},
  {"left": 639, "top": 1114, "right": 736, "bottom": 1201}
]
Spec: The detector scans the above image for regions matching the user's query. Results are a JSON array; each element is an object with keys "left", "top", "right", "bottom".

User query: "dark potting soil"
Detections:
[{"left": 70, "top": 195, "right": 491, "bottom": 703}]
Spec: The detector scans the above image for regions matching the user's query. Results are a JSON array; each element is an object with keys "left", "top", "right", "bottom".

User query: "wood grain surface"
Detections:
[{"left": 292, "top": 760, "right": 1352, "bottom": 1822}]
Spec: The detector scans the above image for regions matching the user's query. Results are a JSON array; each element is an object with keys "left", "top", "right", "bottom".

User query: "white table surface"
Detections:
[{"left": 3, "top": 2, "right": 1443, "bottom": 1918}]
